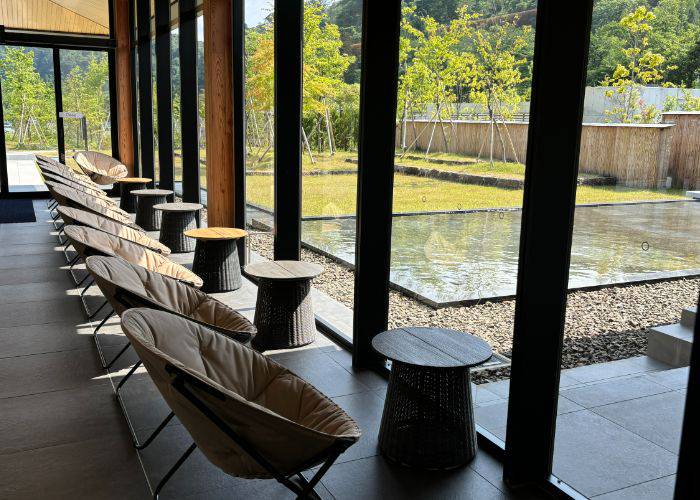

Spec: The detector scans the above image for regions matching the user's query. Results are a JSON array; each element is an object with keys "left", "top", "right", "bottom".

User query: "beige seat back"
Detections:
[
  {"left": 48, "top": 183, "right": 138, "bottom": 228},
  {"left": 74, "top": 151, "right": 129, "bottom": 185},
  {"left": 42, "top": 172, "right": 111, "bottom": 200},
  {"left": 86, "top": 256, "right": 254, "bottom": 342},
  {"left": 58, "top": 207, "right": 171, "bottom": 255},
  {"left": 120, "top": 308, "right": 360, "bottom": 479},
  {"left": 64, "top": 225, "right": 203, "bottom": 287}
]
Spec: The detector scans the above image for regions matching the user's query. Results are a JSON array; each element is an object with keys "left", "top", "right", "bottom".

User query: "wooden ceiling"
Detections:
[{"left": 0, "top": 0, "right": 110, "bottom": 35}]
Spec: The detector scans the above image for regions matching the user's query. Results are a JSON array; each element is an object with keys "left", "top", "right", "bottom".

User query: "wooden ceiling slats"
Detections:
[{"left": 0, "top": 0, "right": 109, "bottom": 35}]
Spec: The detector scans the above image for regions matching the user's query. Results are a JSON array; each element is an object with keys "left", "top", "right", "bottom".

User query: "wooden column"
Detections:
[
  {"left": 114, "top": 0, "right": 135, "bottom": 175},
  {"left": 203, "top": 0, "right": 235, "bottom": 227}
]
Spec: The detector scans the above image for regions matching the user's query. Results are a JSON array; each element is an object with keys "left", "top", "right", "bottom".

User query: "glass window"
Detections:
[{"left": 0, "top": 46, "right": 56, "bottom": 192}]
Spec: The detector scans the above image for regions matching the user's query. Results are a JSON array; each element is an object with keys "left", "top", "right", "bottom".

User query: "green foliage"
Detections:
[
  {"left": 0, "top": 48, "right": 55, "bottom": 149},
  {"left": 601, "top": 6, "right": 675, "bottom": 122},
  {"left": 663, "top": 87, "right": 700, "bottom": 110},
  {"left": 62, "top": 53, "right": 111, "bottom": 150}
]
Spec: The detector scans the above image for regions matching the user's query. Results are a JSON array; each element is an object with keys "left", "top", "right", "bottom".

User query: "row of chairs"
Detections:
[{"left": 36, "top": 155, "right": 361, "bottom": 499}]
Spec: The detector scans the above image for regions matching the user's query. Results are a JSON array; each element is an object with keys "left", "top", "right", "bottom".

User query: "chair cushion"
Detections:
[
  {"left": 49, "top": 183, "right": 139, "bottom": 228},
  {"left": 64, "top": 225, "right": 203, "bottom": 287},
  {"left": 58, "top": 207, "right": 171, "bottom": 255},
  {"left": 121, "top": 308, "right": 360, "bottom": 478},
  {"left": 74, "top": 151, "right": 129, "bottom": 185},
  {"left": 86, "top": 256, "right": 253, "bottom": 339}
]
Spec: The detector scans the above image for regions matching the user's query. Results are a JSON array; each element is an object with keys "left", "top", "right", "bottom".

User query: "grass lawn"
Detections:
[{"left": 246, "top": 172, "right": 688, "bottom": 217}]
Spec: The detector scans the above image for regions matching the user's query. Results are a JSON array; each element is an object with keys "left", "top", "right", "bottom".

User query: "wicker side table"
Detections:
[
  {"left": 154, "top": 202, "right": 203, "bottom": 253},
  {"left": 245, "top": 260, "right": 323, "bottom": 351},
  {"left": 372, "top": 327, "right": 492, "bottom": 469},
  {"left": 185, "top": 227, "right": 247, "bottom": 293},
  {"left": 132, "top": 189, "right": 173, "bottom": 231},
  {"left": 116, "top": 177, "right": 151, "bottom": 213}
]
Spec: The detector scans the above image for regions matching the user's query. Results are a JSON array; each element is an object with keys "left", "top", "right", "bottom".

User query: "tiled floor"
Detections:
[
  {"left": 477, "top": 358, "right": 687, "bottom": 499},
  {"left": 0, "top": 200, "right": 688, "bottom": 499},
  {"left": 0, "top": 200, "right": 535, "bottom": 500}
]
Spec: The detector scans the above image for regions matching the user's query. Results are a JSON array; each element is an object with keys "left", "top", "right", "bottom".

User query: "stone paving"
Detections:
[{"left": 0, "top": 199, "right": 688, "bottom": 499}]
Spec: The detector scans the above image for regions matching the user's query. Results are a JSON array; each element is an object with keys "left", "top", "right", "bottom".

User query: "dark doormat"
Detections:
[{"left": 0, "top": 199, "right": 37, "bottom": 223}]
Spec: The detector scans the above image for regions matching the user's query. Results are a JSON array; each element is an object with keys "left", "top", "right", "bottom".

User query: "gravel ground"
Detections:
[{"left": 248, "top": 232, "right": 699, "bottom": 381}]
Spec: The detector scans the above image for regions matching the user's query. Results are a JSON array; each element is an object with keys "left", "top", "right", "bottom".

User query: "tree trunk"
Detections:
[
  {"left": 302, "top": 126, "right": 315, "bottom": 164},
  {"left": 425, "top": 118, "right": 438, "bottom": 158}
]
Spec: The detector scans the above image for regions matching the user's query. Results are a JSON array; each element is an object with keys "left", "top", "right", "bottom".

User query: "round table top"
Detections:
[
  {"left": 117, "top": 177, "right": 151, "bottom": 183},
  {"left": 184, "top": 227, "right": 248, "bottom": 240},
  {"left": 131, "top": 188, "right": 173, "bottom": 197},
  {"left": 153, "top": 202, "right": 203, "bottom": 212},
  {"left": 245, "top": 260, "right": 323, "bottom": 281},
  {"left": 372, "top": 327, "right": 492, "bottom": 368}
]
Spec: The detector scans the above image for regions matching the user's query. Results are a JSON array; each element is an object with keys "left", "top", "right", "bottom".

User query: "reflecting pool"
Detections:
[{"left": 301, "top": 201, "right": 700, "bottom": 305}]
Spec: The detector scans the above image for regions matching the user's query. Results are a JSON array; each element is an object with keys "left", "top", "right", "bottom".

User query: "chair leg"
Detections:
[
  {"left": 115, "top": 360, "right": 174, "bottom": 450},
  {"left": 152, "top": 442, "right": 197, "bottom": 499}
]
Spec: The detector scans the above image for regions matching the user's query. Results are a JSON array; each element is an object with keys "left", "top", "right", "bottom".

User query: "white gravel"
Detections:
[{"left": 248, "top": 231, "right": 699, "bottom": 379}]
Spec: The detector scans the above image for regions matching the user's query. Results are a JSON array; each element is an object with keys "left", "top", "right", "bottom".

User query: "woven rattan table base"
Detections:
[
  {"left": 135, "top": 195, "right": 167, "bottom": 230},
  {"left": 191, "top": 239, "right": 242, "bottom": 293},
  {"left": 378, "top": 362, "right": 476, "bottom": 469},
  {"left": 251, "top": 278, "right": 316, "bottom": 351},
  {"left": 119, "top": 182, "right": 147, "bottom": 213},
  {"left": 159, "top": 211, "right": 198, "bottom": 252}
]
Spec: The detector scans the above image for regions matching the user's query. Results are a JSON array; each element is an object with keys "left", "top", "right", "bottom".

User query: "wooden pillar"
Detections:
[
  {"left": 114, "top": 0, "right": 135, "bottom": 175},
  {"left": 203, "top": 0, "right": 235, "bottom": 227}
]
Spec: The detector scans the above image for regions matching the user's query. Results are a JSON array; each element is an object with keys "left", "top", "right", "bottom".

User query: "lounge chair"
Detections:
[
  {"left": 48, "top": 182, "right": 139, "bottom": 229},
  {"left": 63, "top": 225, "right": 202, "bottom": 290},
  {"left": 57, "top": 206, "right": 171, "bottom": 255},
  {"left": 42, "top": 172, "right": 111, "bottom": 200},
  {"left": 74, "top": 150, "right": 129, "bottom": 185},
  {"left": 36, "top": 154, "right": 90, "bottom": 179},
  {"left": 85, "top": 255, "right": 255, "bottom": 449},
  {"left": 120, "top": 308, "right": 360, "bottom": 499}
]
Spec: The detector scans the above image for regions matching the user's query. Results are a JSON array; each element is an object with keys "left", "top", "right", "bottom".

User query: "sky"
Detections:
[{"left": 245, "top": 0, "right": 274, "bottom": 27}]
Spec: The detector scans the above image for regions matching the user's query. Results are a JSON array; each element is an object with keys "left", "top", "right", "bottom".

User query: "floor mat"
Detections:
[{"left": 0, "top": 199, "right": 37, "bottom": 223}]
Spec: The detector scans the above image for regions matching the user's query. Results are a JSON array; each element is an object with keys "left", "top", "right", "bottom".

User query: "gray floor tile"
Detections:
[
  {"left": 0, "top": 349, "right": 106, "bottom": 399},
  {"left": 331, "top": 391, "right": 385, "bottom": 463},
  {"left": 0, "top": 320, "right": 93, "bottom": 358},
  {"left": 646, "top": 367, "right": 690, "bottom": 390},
  {"left": 476, "top": 397, "right": 583, "bottom": 436},
  {"left": 0, "top": 435, "right": 149, "bottom": 500},
  {"left": 0, "top": 281, "right": 75, "bottom": 305},
  {"left": 565, "top": 357, "right": 663, "bottom": 384},
  {"left": 561, "top": 375, "right": 671, "bottom": 408},
  {"left": 325, "top": 346, "right": 389, "bottom": 391},
  {"left": 0, "top": 242, "right": 64, "bottom": 257},
  {"left": 592, "top": 391, "right": 686, "bottom": 454},
  {"left": 553, "top": 410, "right": 678, "bottom": 497},
  {"left": 0, "top": 384, "right": 124, "bottom": 454},
  {"left": 593, "top": 474, "right": 675, "bottom": 499},
  {"left": 269, "top": 348, "right": 371, "bottom": 398},
  {"left": 0, "top": 252, "right": 66, "bottom": 270},
  {"left": 0, "top": 265, "right": 69, "bottom": 286},
  {"left": 0, "top": 298, "right": 84, "bottom": 328},
  {"left": 321, "top": 455, "right": 509, "bottom": 500}
]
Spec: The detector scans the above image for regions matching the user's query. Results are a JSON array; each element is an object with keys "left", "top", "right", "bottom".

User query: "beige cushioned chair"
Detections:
[
  {"left": 120, "top": 308, "right": 360, "bottom": 498},
  {"left": 63, "top": 225, "right": 203, "bottom": 288},
  {"left": 43, "top": 172, "right": 111, "bottom": 200},
  {"left": 74, "top": 150, "right": 129, "bottom": 185},
  {"left": 48, "top": 182, "right": 139, "bottom": 228},
  {"left": 58, "top": 207, "right": 171, "bottom": 255},
  {"left": 36, "top": 154, "right": 91, "bottom": 180},
  {"left": 86, "top": 256, "right": 253, "bottom": 339}
]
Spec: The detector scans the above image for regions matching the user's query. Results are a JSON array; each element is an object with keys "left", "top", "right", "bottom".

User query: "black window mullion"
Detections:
[
  {"left": 273, "top": 0, "right": 303, "bottom": 260},
  {"left": 503, "top": 0, "right": 594, "bottom": 489},
  {"left": 232, "top": 0, "right": 246, "bottom": 263},
  {"left": 0, "top": 77, "right": 8, "bottom": 194},
  {"left": 351, "top": 0, "right": 403, "bottom": 368},
  {"left": 178, "top": 0, "right": 200, "bottom": 205},
  {"left": 52, "top": 49, "right": 65, "bottom": 163},
  {"left": 154, "top": 0, "right": 174, "bottom": 197},
  {"left": 136, "top": 0, "right": 155, "bottom": 186}
]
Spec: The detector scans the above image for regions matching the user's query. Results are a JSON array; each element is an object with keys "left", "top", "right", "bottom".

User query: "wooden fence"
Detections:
[
  {"left": 399, "top": 119, "right": 677, "bottom": 188},
  {"left": 661, "top": 112, "right": 700, "bottom": 190}
]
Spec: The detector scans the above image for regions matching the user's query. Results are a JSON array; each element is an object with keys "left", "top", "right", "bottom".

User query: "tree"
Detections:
[
  {"left": 461, "top": 13, "right": 531, "bottom": 166},
  {"left": 62, "top": 54, "right": 111, "bottom": 150},
  {"left": 601, "top": 6, "right": 674, "bottom": 123},
  {"left": 0, "top": 48, "right": 54, "bottom": 149}
]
